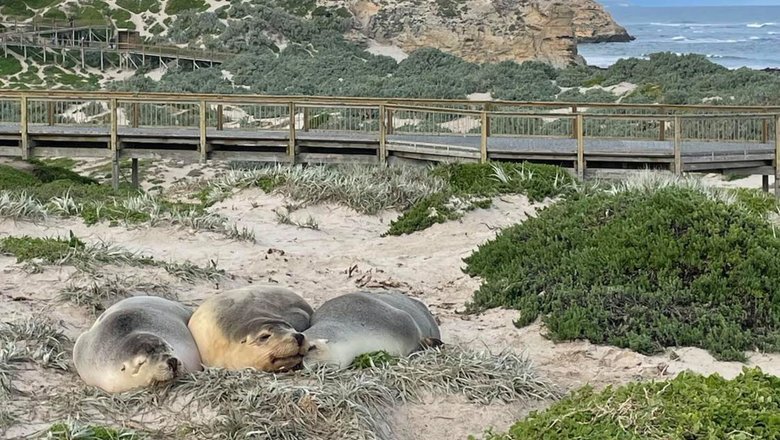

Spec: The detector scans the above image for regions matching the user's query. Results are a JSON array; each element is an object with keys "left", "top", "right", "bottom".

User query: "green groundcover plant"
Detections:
[
  {"left": 464, "top": 186, "right": 780, "bottom": 361},
  {"left": 481, "top": 368, "right": 780, "bottom": 440},
  {"left": 386, "top": 162, "right": 574, "bottom": 236}
]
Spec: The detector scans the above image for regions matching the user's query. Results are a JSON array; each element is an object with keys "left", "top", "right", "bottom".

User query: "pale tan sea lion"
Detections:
[
  {"left": 303, "top": 290, "right": 443, "bottom": 370},
  {"left": 73, "top": 296, "right": 202, "bottom": 393},
  {"left": 187, "top": 285, "right": 313, "bottom": 371}
]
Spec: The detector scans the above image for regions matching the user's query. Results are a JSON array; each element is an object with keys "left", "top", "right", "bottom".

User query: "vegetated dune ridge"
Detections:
[{"left": 1, "top": 160, "right": 779, "bottom": 439}]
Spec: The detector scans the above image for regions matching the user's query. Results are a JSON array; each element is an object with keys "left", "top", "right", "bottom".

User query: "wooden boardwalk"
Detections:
[{"left": 0, "top": 91, "right": 778, "bottom": 193}]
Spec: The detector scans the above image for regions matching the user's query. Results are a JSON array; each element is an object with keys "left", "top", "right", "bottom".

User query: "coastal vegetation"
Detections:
[
  {"left": 464, "top": 174, "right": 780, "bottom": 361},
  {"left": 483, "top": 368, "right": 780, "bottom": 440}
]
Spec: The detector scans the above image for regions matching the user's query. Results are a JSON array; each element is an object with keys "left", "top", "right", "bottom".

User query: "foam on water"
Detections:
[{"left": 579, "top": 6, "right": 780, "bottom": 70}]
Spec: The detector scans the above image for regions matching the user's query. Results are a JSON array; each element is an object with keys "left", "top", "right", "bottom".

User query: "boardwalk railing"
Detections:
[{"left": 0, "top": 91, "right": 778, "bottom": 193}]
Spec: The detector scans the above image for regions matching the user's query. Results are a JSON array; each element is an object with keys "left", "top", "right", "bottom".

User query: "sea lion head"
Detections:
[
  {"left": 236, "top": 319, "right": 308, "bottom": 372},
  {"left": 116, "top": 332, "right": 180, "bottom": 390},
  {"left": 301, "top": 338, "right": 336, "bottom": 369}
]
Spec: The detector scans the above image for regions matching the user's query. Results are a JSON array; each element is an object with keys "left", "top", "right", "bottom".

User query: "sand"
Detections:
[{"left": 2, "top": 164, "right": 779, "bottom": 439}]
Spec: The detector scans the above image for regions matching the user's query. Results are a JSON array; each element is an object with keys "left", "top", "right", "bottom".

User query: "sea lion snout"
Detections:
[
  {"left": 293, "top": 333, "right": 305, "bottom": 346},
  {"left": 166, "top": 357, "right": 179, "bottom": 375}
]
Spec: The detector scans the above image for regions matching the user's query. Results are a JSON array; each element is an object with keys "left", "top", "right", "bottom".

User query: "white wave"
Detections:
[
  {"left": 671, "top": 36, "right": 687, "bottom": 41},
  {"left": 747, "top": 22, "right": 776, "bottom": 28}
]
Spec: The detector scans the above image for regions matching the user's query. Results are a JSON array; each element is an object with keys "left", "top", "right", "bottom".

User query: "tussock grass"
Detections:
[
  {"left": 59, "top": 275, "right": 175, "bottom": 316},
  {"left": 0, "top": 317, "right": 70, "bottom": 398},
  {"left": 0, "top": 233, "right": 227, "bottom": 283},
  {"left": 203, "top": 164, "right": 447, "bottom": 214},
  {"left": 56, "top": 347, "right": 556, "bottom": 440}
]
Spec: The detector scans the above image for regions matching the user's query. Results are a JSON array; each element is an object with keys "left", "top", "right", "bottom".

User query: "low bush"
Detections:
[
  {"left": 464, "top": 184, "right": 780, "bottom": 361},
  {"left": 386, "top": 162, "right": 574, "bottom": 236},
  {"left": 483, "top": 368, "right": 780, "bottom": 440}
]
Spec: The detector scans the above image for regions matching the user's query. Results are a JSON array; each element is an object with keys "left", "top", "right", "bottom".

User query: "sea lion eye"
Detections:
[
  {"left": 121, "top": 366, "right": 126, "bottom": 372},
  {"left": 258, "top": 334, "right": 271, "bottom": 342},
  {"left": 307, "top": 346, "right": 317, "bottom": 352}
]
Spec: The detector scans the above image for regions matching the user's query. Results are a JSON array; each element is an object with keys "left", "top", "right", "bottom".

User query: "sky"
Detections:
[{"left": 602, "top": 0, "right": 780, "bottom": 6}]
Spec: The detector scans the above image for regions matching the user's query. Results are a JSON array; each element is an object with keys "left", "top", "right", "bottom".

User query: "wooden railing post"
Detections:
[
  {"left": 20, "top": 95, "right": 29, "bottom": 160},
  {"left": 378, "top": 105, "right": 387, "bottom": 164},
  {"left": 483, "top": 103, "right": 492, "bottom": 138},
  {"left": 132, "top": 102, "right": 139, "bottom": 128},
  {"left": 302, "top": 107, "right": 310, "bottom": 132},
  {"left": 386, "top": 108, "right": 393, "bottom": 135},
  {"left": 110, "top": 98, "right": 119, "bottom": 190},
  {"left": 659, "top": 107, "right": 667, "bottom": 141},
  {"left": 480, "top": 111, "right": 488, "bottom": 164},
  {"left": 674, "top": 116, "right": 682, "bottom": 175},
  {"left": 216, "top": 104, "right": 223, "bottom": 131},
  {"left": 576, "top": 113, "right": 585, "bottom": 179},
  {"left": 199, "top": 99, "right": 208, "bottom": 163},
  {"left": 288, "top": 102, "right": 296, "bottom": 164},
  {"left": 775, "top": 114, "right": 780, "bottom": 198},
  {"left": 571, "top": 105, "right": 578, "bottom": 139},
  {"left": 47, "top": 101, "right": 54, "bottom": 126},
  {"left": 763, "top": 118, "right": 769, "bottom": 144}
]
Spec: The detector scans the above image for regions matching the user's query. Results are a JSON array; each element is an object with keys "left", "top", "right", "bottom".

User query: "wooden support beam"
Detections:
[
  {"left": 763, "top": 175, "right": 770, "bottom": 193},
  {"left": 386, "top": 108, "right": 393, "bottom": 135},
  {"left": 674, "top": 116, "right": 682, "bottom": 175},
  {"left": 303, "top": 107, "right": 310, "bottom": 132},
  {"left": 378, "top": 105, "right": 386, "bottom": 164},
  {"left": 576, "top": 113, "right": 585, "bottom": 179},
  {"left": 110, "top": 97, "right": 119, "bottom": 190},
  {"left": 20, "top": 96, "right": 29, "bottom": 160},
  {"left": 131, "top": 158, "right": 139, "bottom": 188},
  {"left": 217, "top": 104, "right": 223, "bottom": 130},
  {"left": 480, "top": 111, "right": 488, "bottom": 164},
  {"left": 288, "top": 102, "right": 296, "bottom": 163},
  {"left": 199, "top": 98, "right": 208, "bottom": 163}
]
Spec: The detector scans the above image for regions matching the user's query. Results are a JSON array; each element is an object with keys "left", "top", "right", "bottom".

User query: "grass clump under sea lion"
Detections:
[{"left": 464, "top": 174, "right": 780, "bottom": 361}]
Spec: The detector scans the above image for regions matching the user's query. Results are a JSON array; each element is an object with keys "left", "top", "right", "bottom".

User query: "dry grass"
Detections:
[
  {"left": 59, "top": 275, "right": 176, "bottom": 316},
  {"left": 42, "top": 347, "right": 557, "bottom": 440},
  {"left": 204, "top": 164, "right": 447, "bottom": 214},
  {"left": 0, "top": 317, "right": 70, "bottom": 398}
]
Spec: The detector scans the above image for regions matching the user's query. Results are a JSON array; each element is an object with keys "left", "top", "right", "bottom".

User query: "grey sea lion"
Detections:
[
  {"left": 302, "top": 290, "right": 443, "bottom": 369},
  {"left": 187, "top": 285, "right": 313, "bottom": 371},
  {"left": 73, "top": 296, "right": 202, "bottom": 393}
]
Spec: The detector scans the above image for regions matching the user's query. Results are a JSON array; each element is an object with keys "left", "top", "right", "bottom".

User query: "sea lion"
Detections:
[
  {"left": 187, "top": 285, "right": 313, "bottom": 371},
  {"left": 302, "top": 290, "right": 443, "bottom": 369},
  {"left": 73, "top": 296, "right": 202, "bottom": 393}
]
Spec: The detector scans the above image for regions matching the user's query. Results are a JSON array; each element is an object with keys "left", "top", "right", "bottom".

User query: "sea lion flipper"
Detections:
[{"left": 419, "top": 337, "right": 444, "bottom": 350}]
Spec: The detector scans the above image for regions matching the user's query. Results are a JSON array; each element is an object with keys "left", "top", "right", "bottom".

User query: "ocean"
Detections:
[{"left": 577, "top": 5, "right": 780, "bottom": 69}]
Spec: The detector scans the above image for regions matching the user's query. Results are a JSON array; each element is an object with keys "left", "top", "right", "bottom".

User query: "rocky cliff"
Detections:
[{"left": 326, "top": 0, "right": 632, "bottom": 67}]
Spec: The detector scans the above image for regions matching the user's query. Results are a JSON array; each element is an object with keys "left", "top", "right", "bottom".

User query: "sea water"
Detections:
[{"left": 578, "top": 5, "right": 780, "bottom": 69}]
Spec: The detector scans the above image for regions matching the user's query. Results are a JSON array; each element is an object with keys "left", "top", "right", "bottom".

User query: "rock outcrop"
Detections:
[{"left": 326, "top": 0, "right": 632, "bottom": 67}]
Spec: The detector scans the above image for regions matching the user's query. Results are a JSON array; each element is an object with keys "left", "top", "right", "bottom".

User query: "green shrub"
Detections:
[
  {"left": 0, "top": 56, "right": 23, "bottom": 76},
  {"left": 464, "top": 186, "right": 780, "bottom": 361},
  {"left": 437, "top": 162, "right": 574, "bottom": 202},
  {"left": 385, "top": 192, "right": 462, "bottom": 236},
  {"left": 0, "top": 165, "right": 40, "bottom": 190},
  {"left": 0, "top": 232, "right": 85, "bottom": 264},
  {"left": 485, "top": 368, "right": 780, "bottom": 440},
  {"left": 164, "top": 0, "right": 207, "bottom": 15}
]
